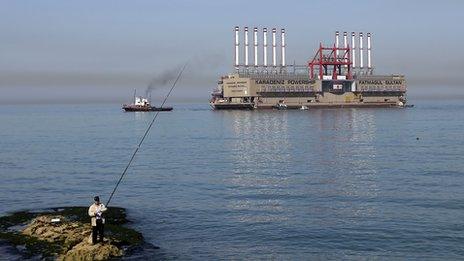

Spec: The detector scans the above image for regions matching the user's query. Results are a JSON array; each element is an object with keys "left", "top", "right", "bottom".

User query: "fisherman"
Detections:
[{"left": 88, "top": 196, "right": 107, "bottom": 244}]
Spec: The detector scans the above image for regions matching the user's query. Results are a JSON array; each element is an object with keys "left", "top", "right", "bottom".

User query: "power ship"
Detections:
[{"left": 211, "top": 27, "right": 407, "bottom": 110}]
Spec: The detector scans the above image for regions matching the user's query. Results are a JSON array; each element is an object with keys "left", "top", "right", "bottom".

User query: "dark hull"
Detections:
[
  {"left": 210, "top": 103, "right": 255, "bottom": 110},
  {"left": 211, "top": 102, "right": 409, "bottom": 110},
  {"left": 260, "top": 103, "right": 402, "bottom": 109},
  {"left": 123, "top": 105, "right": 173, "bottom": 112}
]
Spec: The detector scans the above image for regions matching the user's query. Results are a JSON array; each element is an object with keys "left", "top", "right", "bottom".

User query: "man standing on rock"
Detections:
[{"left": 88, "top": 196, "right": 107, "bottom": 244}]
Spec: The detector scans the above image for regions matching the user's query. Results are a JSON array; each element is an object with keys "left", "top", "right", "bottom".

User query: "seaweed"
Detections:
[
  {"left": 0, "top": 231, "right": 62, "bottom": 258},
  {"left": 0, "top": 211, "right": 37, "bottom": 230}
]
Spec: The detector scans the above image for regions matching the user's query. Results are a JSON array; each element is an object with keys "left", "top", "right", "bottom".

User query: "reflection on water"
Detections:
[
  {"left": 350, "top": 109, "right": 379, "bottom": 197},
  {"left": 222, "top": 109, "right": 380, "bottom": 224},
  {"left": 315, "top": 109, "right": 379, "bottom": 220},
  {"left": 226, "top": 110, "right": 291, "bottom": 223},
  {"left": 230, "top": 111, "right": 291, "bottom": 168},
  {"left": 345, "top": 109, "right": 379, "bottom": 219},
  {"left": 2, "top": 102, "right": 464, "bottom": 259}
]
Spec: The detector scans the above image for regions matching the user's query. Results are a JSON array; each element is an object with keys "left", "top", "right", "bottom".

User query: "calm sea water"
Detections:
[{"left": 1, "top": 98, "right": 464, "bottom": 259}]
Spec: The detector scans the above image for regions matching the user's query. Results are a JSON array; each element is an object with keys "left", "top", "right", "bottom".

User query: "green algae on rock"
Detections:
[{"left": 0, "top": 206, "right": 144, "bottom": 260}]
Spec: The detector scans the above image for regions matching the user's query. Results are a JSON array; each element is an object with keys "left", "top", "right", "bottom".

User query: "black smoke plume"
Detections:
[{"left": 145, "top": 66, "right": 182, "bottom": 97}]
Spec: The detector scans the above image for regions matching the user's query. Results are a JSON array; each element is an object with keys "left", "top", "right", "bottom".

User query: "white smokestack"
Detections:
[
  {"left": 343, "top": 32, "right": 348, "bottom": 65},
  {"left": 335, "top": 31, "right": 340, "bottom": 57},
  {"left": 253, "top": 27, "right": 258, "bottom": 67},
  {"left": 359, "top": 32, "right": 364, "bottom": 70},
  {"left": 272, "top": 28, "right": 276, "bottom": 67},
  {"left": 234, "top": 26, "right": 239, "bottom": 70},
  {"left": 367, "top": 32, "right": 372, "bottom": 71},
  {"left": 244, "top": 27, "right": 249, "bottom": 67},
  {"left": 263, "top": 28, "right": 268, "bottom": 67},
  {"left": 281, "top": 28, "right": 286, "bottom": 67},
  {"left": 351, "top": 32, "right": 356, "bottom": 69}
]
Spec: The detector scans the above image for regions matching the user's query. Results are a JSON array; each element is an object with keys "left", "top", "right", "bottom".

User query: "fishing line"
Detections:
[{"left": 106, "top": 62, "right": 188, "bottom": 206}]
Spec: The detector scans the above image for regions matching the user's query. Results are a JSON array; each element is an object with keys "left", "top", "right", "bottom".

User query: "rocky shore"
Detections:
[{"left": 0, "top": 206, "right": 146, "bottom": 260}]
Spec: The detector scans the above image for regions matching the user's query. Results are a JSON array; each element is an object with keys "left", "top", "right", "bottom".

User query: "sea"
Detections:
[{"left": 1, "top": 98, "right": 464, "bottom": 260}]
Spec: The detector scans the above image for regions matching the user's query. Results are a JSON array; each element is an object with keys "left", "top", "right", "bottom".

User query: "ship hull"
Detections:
[
  {"left": 210, "top": 102, "right": 254, "bottom": 110},
  {"left": 211, "top": 101, "right": 402, "bottom": 110},
  {"left": 123, "top": 105, "right": 173, "bottom": 112}
]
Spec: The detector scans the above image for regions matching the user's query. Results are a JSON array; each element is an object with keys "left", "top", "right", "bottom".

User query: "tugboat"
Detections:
[{"left": 122, "top": 91, "right": 173, "bottom": 112}]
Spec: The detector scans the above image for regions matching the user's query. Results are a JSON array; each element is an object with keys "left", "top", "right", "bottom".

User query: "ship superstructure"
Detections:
[{"left": 210, "top": 27, "right": 407, "bottom": 109}]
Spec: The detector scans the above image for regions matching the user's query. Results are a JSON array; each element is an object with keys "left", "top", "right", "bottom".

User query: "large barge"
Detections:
[{"left": 211, "top": 28, "right": 407, "bottom": 110}]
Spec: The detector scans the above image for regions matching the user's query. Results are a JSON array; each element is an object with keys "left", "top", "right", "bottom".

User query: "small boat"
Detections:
[
  {"left": 395, "top": 101, "right": 414, "bottom": 108},
  {"left": 123, "top": 96, "right": 172, "bottom": 112},
  {"left": 273, "top": 103, "right": 288, "bottom": 110},
  {"left": 300, "top": 105, "right": 309, "bottom": 110}
]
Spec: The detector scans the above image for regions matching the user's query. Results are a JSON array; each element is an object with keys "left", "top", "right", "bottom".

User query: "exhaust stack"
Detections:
[
  {"left": 263, "top": 28, "right": 268, "bottom": 67},
  {"left": 254, "top": 27, "right": 258, "bottom": 67},
  {"left": 335, "top": 31, "right": 340, "bottom": 57},
  {"left": 234, "top": 26, "right": 239, "bottom": 70},
  {"left": 281, "top": 28, "right": 286, "bottom": 67},
  {"left": 367, "top": 32, "right": 372, "bottom": 72},
  {"left": 359, "top": 32, "right": 364, "bottom": 70},
  {"left": 244, "top": 27, "right": 249, "bottom": 67},
  {"left": 343, "top": 32, "right": 348, "bottom": 65},
  {"left": 351, "top": 32, "right": 356, "bottom": 69},
  {"left": 272, "top": 28, "right": 277, "bottom": 67}
]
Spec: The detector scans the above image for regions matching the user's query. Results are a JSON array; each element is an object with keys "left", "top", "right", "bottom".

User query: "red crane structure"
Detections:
[{"left": 308, "top": 43, "right": 352, "bottom": 80}]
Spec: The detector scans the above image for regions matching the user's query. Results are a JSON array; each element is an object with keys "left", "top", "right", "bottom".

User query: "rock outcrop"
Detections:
[
  {"left": 59, "top": 241, "right": 123, "bottom": 260},
  {"left": 0, "top": 207, "right": 144, "bottom": 260},
  {"left": 22, "top": 215, "right": 123, "bottom": 260}
]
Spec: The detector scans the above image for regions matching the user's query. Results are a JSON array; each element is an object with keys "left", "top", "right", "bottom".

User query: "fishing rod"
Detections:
[{"left": 106, "top": 62, "right": 188, "bottom": 207}]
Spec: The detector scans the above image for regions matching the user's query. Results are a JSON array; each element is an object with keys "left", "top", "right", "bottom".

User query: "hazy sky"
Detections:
[{"left": 0, "top": 0, "right": 462, "bottom": 104}]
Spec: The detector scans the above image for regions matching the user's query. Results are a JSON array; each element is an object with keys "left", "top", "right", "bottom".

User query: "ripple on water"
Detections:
[{"left": 1, "top": 102, "right": 464, "bottom": 259}]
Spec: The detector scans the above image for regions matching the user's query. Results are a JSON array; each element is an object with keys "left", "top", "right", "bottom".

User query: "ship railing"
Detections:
[
  {"left": 259, "top": 86, "right": 317, "bottom": 93},
  {"left": 358, "top": 86, "right": 406, "bottom": 92},
  {"left": 236, "top": 65, "right": 309, "bottom": 77},
  {"left": 238, "top": 72, "right": 310, "bottom": 79}
]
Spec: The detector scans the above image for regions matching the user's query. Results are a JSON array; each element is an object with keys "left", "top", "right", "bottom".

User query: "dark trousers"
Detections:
[{"left": 92, "top": 219, "right": 104, "bottom": 244}]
